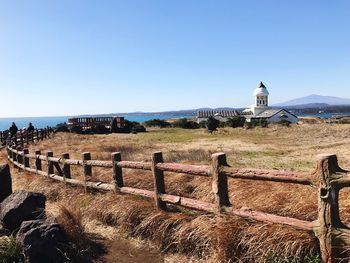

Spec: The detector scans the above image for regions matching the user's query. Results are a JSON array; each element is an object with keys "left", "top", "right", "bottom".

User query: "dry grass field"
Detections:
[{"left": 2, "top": 123, "right": 350, "bottom": 262}]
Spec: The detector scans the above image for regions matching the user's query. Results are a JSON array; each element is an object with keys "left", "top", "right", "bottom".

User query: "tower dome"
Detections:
[
  {"left": 253, "top": 82, "right": 269, "bottom": 96},
  {"left": 253, "top": 81, "right": 269, "bottom": 109}
]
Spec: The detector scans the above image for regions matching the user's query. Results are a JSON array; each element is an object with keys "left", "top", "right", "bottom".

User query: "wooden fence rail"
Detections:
[
  {"left": 0, "top": 128, "right": 53, "bottom": 147},
  {"left": 5, "top": 141, "right": 350, "bottom": 262}
]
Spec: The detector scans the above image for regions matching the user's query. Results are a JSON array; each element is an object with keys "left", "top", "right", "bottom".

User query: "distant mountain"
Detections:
[
  {"left": 277, "top": 103, "right": 330, "bottom": 109},
  {"left": 76, "top": 107, "right": 242, "bottom": 118},
  {"left": 274, "top": 95, "right": 350, "bottom": 107}
]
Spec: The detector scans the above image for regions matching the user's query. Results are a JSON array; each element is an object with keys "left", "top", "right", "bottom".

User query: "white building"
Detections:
[
  {"left": 197, "top": 82, "right": 299, "bottom": 124},
  {"left": 243, "top": 82, "right": 299, "bottom": 124}
]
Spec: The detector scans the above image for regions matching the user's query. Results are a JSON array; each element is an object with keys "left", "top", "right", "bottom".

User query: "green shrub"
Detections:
[
  {"left": 266, "top": 252, "right": 320, "bottom": 263},
  {"left": 124, "top": 120, "right": 140, "bottom": 129},
  {"left": 91, "top": 124, "right": 109, "bottom": 134},
  {"left": 144, "top": 119, "right": 171, "bottom": 128},
  {"left": 172, "top": 118, "right": 199, "bottom": 129},
  {"left": 218, "top": 121, "right": 226, "bottom": 128},
  {"left": 198, "top": 120, "right": 207, "bottom": 128},
  {"left": 226, "top": 116, "right": 246, "bottom": 128},
  {"left": 0, "top": 236, "right": 24, "bottom": 263},
  {"left": 279, "top": 119, "right": 291, "bottom": 127},
  {"left": 250, "top": 118, "right": 269, "bottom": 128},
  {"left": 70, "top": 125, "right": 83, "bottom": 134},
  {"left": 55, "top": 123, "right": 69, "bottom": 133}
]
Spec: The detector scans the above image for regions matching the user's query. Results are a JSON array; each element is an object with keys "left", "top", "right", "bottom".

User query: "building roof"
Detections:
[
  {"left": 255, "top": 109, "right": 298, "bottom": 118},
  {"left": 254, "top": 81, "right": 269, "bottom": 96},
  {"left": 197, "top": 110, "right": 239, "bottom": 118},
  {"left": 258, "top": 81, "right": 266, "bottom": 88}
]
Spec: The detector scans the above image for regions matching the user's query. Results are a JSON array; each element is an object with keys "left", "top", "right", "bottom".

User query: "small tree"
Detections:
[{"left": 206, "top": 117, "right": 219, "bottom": 133}]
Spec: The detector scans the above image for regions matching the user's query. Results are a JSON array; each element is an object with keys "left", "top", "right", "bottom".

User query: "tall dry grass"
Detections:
[{"left": 4, "top": 124, "right": 350, "bottom": 262}]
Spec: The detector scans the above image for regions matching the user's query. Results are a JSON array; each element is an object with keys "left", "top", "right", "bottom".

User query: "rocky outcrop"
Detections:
[
  {"left": 0, "top": 164, "right": 12, "bottom": 202},
  {"left": 0, "top": 191, "right": 46, "bottom": 231},
  {"left": 16, "top": 219, "right": 68, "bottom": 263},
  {"left": 0, "top": 165, "right": 72, "bottom": 262}
]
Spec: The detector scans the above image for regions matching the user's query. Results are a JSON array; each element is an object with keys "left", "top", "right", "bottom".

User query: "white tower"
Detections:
[{"left": 252, "top": 82, "right": 269, "bottom": 116}]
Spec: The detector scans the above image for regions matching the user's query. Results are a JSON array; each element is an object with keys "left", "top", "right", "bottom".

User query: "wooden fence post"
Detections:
[
  {"left": 23, "top": 148, "right": 30, "bottom": 168},
  {"left": 16, "top": 146, "right": 22, "bottom": 171},
  {"left": 36, "top": 130, "right": 39, "bottom": 142},
  {"left": 20, "top": 134, "right": 24, "bottom": 147},
  {"left": 35, "top": 150, "right": 42, "bottom": 171},
  {"left": 61, "top": 153, "right": 71, "bottom": 179},
  {"left": 40, "top": 130, "right": 44, "bottom": 141},
  {"left": 82, "top": 152, "right": 92, "bottom": 178},
  {"left": 313, "top": 154, "right": 343, "bottom": 263},
  {"left": 47, "top": 151, "right": 54, "bottom": 176},
  {"left": 112, "top": 152, "right": 123, "bottom": 191},
  {"left": 12, "top": 146, "right": 17, "bottom": 162},
  {"left": 151, "top": 152, "right": 167, "bottom": 210},
  {"left": 211, "top": 153, "right": 231, "bottom": 211}
]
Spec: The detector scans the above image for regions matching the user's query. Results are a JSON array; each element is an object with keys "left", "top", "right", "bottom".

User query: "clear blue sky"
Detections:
[{"left": 0, "top": 0, "right": 349, "bottom": 117}]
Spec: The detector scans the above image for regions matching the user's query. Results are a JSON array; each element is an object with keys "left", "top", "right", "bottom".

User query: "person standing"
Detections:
[
  {"left": 9, "top": 122, "right": 18, "bottom": 137},
  {"left": 27, "top": 122, "right": 35, "bottom": 133}
]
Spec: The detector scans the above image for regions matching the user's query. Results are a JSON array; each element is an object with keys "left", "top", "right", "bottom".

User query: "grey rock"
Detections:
[
  {"left": 0, "top": 191, "right": 46, "bottom": 231},
  {"left": 0, "top": 164, "right": 12, "bottom": 203},
  {"left": 0, "top": 224, "right": 10, "bottom": 237},
  {"left": 17, "top": 219, "right": 68, "bottom": 263}
]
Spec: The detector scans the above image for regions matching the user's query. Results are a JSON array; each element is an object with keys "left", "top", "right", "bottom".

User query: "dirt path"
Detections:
[{"left": 99, "top": 239, "right": 164, "bottom": 263}]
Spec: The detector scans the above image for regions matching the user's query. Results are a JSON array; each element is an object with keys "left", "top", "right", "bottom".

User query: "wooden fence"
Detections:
[
  {"left": 4, "top": 139, "right": 350, "bottom": 262},
  {"left": 1, "top": 128, "right": 52, "bottom": 147}
]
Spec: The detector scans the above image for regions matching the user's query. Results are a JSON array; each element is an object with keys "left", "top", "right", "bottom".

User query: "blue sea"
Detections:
[
  {"left": 0, "top": 115, "right": 194, "bottom": 131},
  {"left": 1, "top": 113, "right": 350, "bottom": 132}
]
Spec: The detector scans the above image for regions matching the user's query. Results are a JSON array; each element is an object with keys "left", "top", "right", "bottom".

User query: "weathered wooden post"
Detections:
[
  {"left": 40, "top": 130, "right": 44, "bottom": 141},
  {"left": 46, "top": 151, "right": 54, "bottom": 176},
  {"left": 151, "top": 152, "right": 167, "bottom": 210},
  {"left": 14, "top": 134, "right": 18, "bottom": 147},
  {"left": 12, "top": 145, "right": 17, "bottom": 163},
  {"left": 36, "top": 130, "right": 39, "bottom": 142},
  {"left": 313, "top": 154, "right": 343, "bottom": 263},
  {"left": 112, "top": 152, "right": 123, "bottom": 191},
  {"left": 35, "top": 150, "right": 42, "bottom": 171},
  {"left": 23, "top": 148, "right": 30, "bottom": 169},
  {"left": 211, "top": 153, "right": 231, "bottom": 211},
  {"left": 61, "top": 153, "right": 71, "bottom": 179},
  {"left": 20, "top": 134, "right": 24, "bottom": 147},
  {"left": 16, "top": 146, "right": 23, "bottom": 171},
  {"left": 6, "top": 146, "right": 10, "bottom": 159},
  {"left": 82, "top": 152, "right": 92, "bottom": 177}
]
